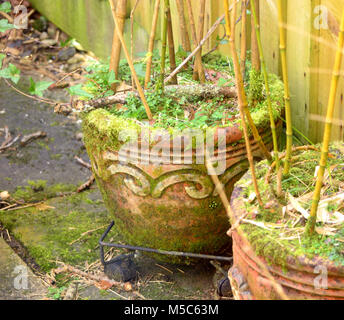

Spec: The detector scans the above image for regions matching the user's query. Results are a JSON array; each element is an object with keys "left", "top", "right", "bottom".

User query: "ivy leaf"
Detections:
[
  {"left": 68, "top": 84, "right": 94, "bottom": 99},
  {"left": 0, "top": 2, "right": 11, "bottom": 13},
  {"left": 29, "top": 78, "right": 53, "bottom": 97},
  {"left": 0, "top": 19, "right": 15, "bottom": 33},
  {"left": 0, "top": 63, "right": 20, "bottom": 83}
]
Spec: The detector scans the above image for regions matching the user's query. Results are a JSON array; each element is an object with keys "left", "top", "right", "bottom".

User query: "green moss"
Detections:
[
  {"left": 236, "top": 143, "right": 344, "bottom": 269},
  {"left": 50, "top": 153, "right": 62, "bottom": 160},
  {"left": 36, "top": 140, "right": 50, "bottom": 151},
  {"left": 12, "top": 180, "right": 77, "bottom": 203},
  {"left": 93, "top": 174, "right": 230, "bottom": 264},
  {"left": 248, "top": 69, "right": 264, "bottom": 105},
  {"left": 0, "top": 189, "right": 113, "bottom": 272}
]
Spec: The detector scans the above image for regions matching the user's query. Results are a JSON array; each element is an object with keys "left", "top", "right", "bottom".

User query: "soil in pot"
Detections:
[{"left": 230, "top": 142, "right": 344, "bottom": 299}]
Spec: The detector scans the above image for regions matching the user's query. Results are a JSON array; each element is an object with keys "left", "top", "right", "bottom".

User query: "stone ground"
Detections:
[
  {"left": 0, "top": 78, "right": 231, "bottom": 300},
  {"left": 0, "top": 237, "right": 47, "bottom": 300}
]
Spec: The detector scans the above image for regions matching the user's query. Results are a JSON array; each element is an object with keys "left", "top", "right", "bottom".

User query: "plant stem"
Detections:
[
  {"left": 277, "top": 0, "right": 292, "bottom": 175},
  {"left": 108, "top": 0, "right": 153, "bottom": 120},
  {"left": 240, "top": 0, "right": 247, "bottom": 78},
  {"left": 156, "top": 0, "right": 168, "bottom": 92},
  {"left": 186, "top": 0, "right": 206, "bottom": 83},
  {"left": 130, "top": 0, "right": 140, "bottom": 88},
  {"left": 250, "top": 0, "right": 260, "bottom": 71},
  {"left": 144, "top": 0, "right": 160, "bottom": 89},
  {"left": 175, "top": 0, "right": 191, "bottom": 53},
  {"left": 109, "top": 0, "right": 127, "bottom": 92},
  {"left": 164, "top": 9, "right": 234, "bottom": 84},
  {"left": 224, "top": 0, "right": 263, "bottom": 207},
  {"left": 306, "top": 8, "right": 344, "bottom": 235},
  {"left": 250, "top": 0, "right": 280, "bottom": 170},
  {"left": 225, "top": 0, "right": 270, "bottom": 161},
  {"left": 193, "top": 0, "right": 206, "bottom": 81},
  {"left": 166, "top": 0, "right": 178, "bottom": 84}
]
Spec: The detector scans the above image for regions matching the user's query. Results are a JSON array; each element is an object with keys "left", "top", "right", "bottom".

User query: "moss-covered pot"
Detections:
[
  {"left": 82, "top": 108, "right": 281, "bottom": 263},
  {"left": 228, "top": 164, "right": 344, "bottom": 300}
]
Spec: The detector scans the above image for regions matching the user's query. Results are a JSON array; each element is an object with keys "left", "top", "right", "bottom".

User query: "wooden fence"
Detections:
[{"left": 29, "top": 0, "right": 344, "bottom": 143}]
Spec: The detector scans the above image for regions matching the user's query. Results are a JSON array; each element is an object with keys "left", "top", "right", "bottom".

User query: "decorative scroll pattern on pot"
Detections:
[{"left": 91, "top": 150, "right": 250, "bottom": 199}]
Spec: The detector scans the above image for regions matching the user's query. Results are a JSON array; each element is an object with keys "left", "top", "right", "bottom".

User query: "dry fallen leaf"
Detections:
[
  {"left": 0, "top": 191, "right": 10, "bottom": 201},
  {"left": 124, "top": 282, "right": 132, "bottom": 291},
  {"left": 97, "top": 280, "right": 113, "bottom": 290}
]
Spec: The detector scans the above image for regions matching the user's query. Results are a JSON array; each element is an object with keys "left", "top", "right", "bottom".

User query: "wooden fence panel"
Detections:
[{"left": 28, "top": 0, "right": 344, "bottom": 143}]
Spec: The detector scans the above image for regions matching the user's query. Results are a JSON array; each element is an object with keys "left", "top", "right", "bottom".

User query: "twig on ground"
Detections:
[
  {"left": 20, "top": 131, "right": 47, "bottom": 147},
  {"left": 69, "top": 224, "right": 108, "bottom": 245},
  {"left": 77, "top": 174, "right": 95, "bottom": 193},
  {"left": 51, "top": 262, "right": 145, "bottom": 299},
  {"left": 74, "top": 156, "right": 92, "bottom": 170}
]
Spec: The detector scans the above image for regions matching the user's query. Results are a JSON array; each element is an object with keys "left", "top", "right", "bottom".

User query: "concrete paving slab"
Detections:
[{"left": 0, "top": 237, "right": 47, "bottom": 300}]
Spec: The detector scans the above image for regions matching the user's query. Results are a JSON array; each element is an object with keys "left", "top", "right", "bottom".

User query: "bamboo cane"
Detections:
[
  {"left": 277, "top": 0, "right": 292, "bottom": 175},
  {"left": 156, "top": 0, "right": 169, "bottom": 92},
  {"left": 250, "top": 0, "right": 280, "bottom": 170},
  {"left": 166, "top": 1, "right": 178, "bottom": 84},
  {"left": 165, "top": 3, "right": 238, "bottom": 84},
  {"left": 224, "top": 0, "right": 263, "bottom": 207},
  {"left": 108, "top": 0, "right": 153, "bottom": 120},
  {"left": 240, "top": 0, "right": 247, "bottom": 78},
  {"left": 250, "top": 0, "right": 260, "bottom": 71},
  {"left": 144, "top": 0, "right": 160, "bottom": 89},
  {"left": 109, "top": 0, "right": 127, "bottom": 92},
  {"left": 175, "top": 0, "right": 191, "bottom": 53},
  {"left": 306, "top": 8, "right": 344, "bottom": 235},
  {"left": 224, "top": 0, "right": 271, "bottom": 161},
  {"left": 130, "top": 0, "right": 140, "bottom": 88},
  {"left": 186, "top": 0, "right": 206, "bottom": 83},
  {"left": 192, "top": 0, "right": 206, "bottom": 81}
]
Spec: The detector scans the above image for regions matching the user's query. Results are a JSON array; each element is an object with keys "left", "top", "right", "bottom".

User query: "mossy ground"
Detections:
[
  {"left": 0, "top": 182, "right": 111, "bottom": 273},
  {"left": 236, "top": 143, "right": 344, "bottom": 269},
  {"left": 0, "top": 180, "right": 216, "bottom": 299}
]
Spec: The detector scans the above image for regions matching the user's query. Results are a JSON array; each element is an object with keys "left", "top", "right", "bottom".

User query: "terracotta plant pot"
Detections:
[
  {"left": 82, "top": 108, "right": 281, "bottom": 263},
  {"left": 228, "top": 152, "right": 344, "bottom": 300}
]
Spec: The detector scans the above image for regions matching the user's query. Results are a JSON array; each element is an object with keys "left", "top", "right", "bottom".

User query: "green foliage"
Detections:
[
  {"left": 202, "top": 52, "right": 234, "bottom": 74},
  {"left": 29, "top": 78, "right": 53, "bottom": 97},
  {"left": 248, "top": 69, "right": 264, "bottom": 106},
  {"left": 68, "top": 83, "right": 94, "bottom": 99},
  {"left": 0, "top": 18, "right": 14, "bottom": 33},
  {"left": 47, "top": 286, "right": 66, "bottom": 300},
  {"left": 0, "top": 2, "right": 11, "bottom": 13},
  {"left": 79, "top": 59, "right": 118, "bottom": 98},
  {"left": 0, "top": 1, "right": 14, "bottom": 33},
  {"left": 0, "top": 63, "right": 20, "bottom": 83},
  {"left": 108, "top": 89, "right": 238, "bottom": 130}
]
